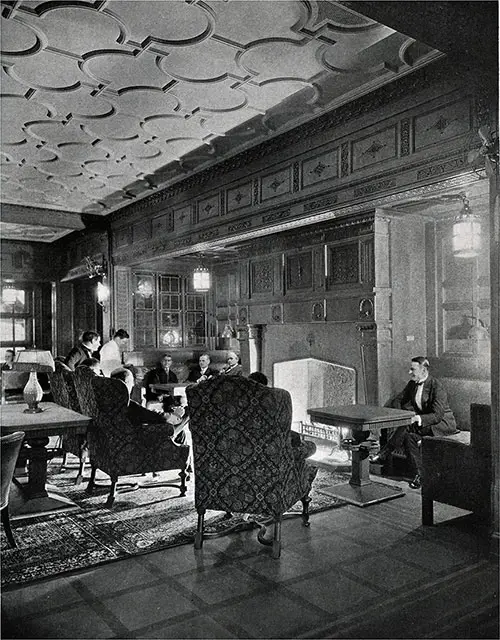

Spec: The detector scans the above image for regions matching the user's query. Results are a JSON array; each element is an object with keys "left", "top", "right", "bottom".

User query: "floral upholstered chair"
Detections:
[
  {"left": 186, "top": 375, "right": 318, "bottom": 559},
  {"left": 50, "top": 361, "right": 89, "bottom": 484},
  {"left": 85, "top": 376, "right": 190, "bottom": 507}
]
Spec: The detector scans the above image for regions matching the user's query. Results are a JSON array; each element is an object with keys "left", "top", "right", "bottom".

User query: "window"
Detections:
[
  {"left": 0, "top": 284, "right": 33, "bottom": 349},
  {"left": 132, "top": 272, "right": 207, "bottom": 349}
]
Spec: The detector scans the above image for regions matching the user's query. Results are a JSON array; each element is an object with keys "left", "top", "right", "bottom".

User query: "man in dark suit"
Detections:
[
  {"left": 144, "top": 353, "right": 178, "bottom": 405},
  {"left": 65, "top": 331, "right": 101, "bottom": 370},
  {"left": 371, "top": 356, "right": 457, "bottom": 489},
  {"left": 187, "top": 353, "right": 219, "bottom": 383}
]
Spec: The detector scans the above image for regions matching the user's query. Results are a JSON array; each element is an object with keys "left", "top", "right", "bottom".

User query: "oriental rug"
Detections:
[{"left": 1, "top": 463, "right": 350, "bottom": 588}]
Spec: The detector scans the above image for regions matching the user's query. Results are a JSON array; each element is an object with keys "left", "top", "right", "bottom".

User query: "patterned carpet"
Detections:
[{"left": 1, "top": 463, "right": 350, "bottom": 587}]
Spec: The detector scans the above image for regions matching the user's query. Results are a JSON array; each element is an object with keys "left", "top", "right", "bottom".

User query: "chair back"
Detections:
[
  {"left": 50, "top": 361, "right": 73, "bottom": 408},
  {"left": 1, "top": 431, "right": 25, "bottom": 510},
  {"left": 73, "top": 366, "right": 99, "bottom": 417},
  {"left": 186, "top": 376, "right": 305, "bottom": 517}
]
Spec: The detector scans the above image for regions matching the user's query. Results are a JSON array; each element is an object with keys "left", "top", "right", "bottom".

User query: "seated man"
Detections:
[
  {"left": 187, "top": 353, "right": 219, "bottom": 383},
  {"left": 144, "top": 353, "right": 178, "bottom": 409},
  {"left": 370, "top": 356, "right": 457, "bottom": 489},
  {"left": 111, "top": 368, "right": 188, "bottom": 445},
  {"left": 78, "top": 357, "right": 102, "bottom": 376}
]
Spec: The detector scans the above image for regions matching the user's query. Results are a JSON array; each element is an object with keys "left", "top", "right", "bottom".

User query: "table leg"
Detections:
[
  {"left": 26, "top": 436, "right": 50, "bottom": 499},
  {"left": 349, "top": 446, "right": 371, "bottom": 486},
  {"left": 10, "top": 436, "right": 80, "bottom": 520}
]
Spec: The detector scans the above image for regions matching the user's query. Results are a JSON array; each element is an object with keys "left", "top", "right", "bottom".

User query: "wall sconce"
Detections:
[
  {"left": 452, "top": 194, "right": 481, "bottom": 258},
  {"left": 13, "top": 349, "right": 55, "bottom": 413},
  {"left": 97, "top": 276, "right": 110, "bottom": 311},
  {"left": 193, "top": 265, "right": 211, "bottom": 292}
]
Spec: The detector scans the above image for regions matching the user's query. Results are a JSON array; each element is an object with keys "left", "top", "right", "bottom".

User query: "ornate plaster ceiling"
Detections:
[{"left": 0, "top": 0, "right": 441, "bottom": 242}]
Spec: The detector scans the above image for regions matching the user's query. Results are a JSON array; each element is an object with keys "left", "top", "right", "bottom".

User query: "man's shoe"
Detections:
[{"left": 409, "top": 474, "right": 421, "bottom": 489}]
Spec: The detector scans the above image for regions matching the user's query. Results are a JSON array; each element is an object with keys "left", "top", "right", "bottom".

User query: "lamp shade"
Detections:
[
  {"left": 452, "top": 196, "right": 481, "bottom": 258},
  {"left": 13, "top": 349, "right": 55, "bottom": 372},
  {"left": 193, "top": 266, "right": 211, "bottom": 292}
]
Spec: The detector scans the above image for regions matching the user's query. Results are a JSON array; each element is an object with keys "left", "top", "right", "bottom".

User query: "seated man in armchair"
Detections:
[{"left": 370, "top": 356, "right": 457, "bottom": 489}]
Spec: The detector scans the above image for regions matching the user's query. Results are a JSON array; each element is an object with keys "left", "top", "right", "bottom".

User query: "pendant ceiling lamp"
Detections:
[
  {"left": 452, "top": 193, "right": 481, "bottom": 258},
  {"left": 193, "top": 264, "right": 211, "bottom": 292}
]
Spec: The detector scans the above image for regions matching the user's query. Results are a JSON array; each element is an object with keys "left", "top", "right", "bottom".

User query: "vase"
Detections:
[{"left": 23, "top": 370, "right": 43, "bottom": 413}]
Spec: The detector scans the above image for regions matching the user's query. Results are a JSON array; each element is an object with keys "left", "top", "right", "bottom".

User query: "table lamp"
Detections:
[{"left": 13, "top": 349, "right": 55, "bottom": 413}]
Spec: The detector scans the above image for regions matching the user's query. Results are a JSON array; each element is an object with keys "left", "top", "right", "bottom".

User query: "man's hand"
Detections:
[{"left": 411, "top": 415, "right": 422, "bottom": 426}]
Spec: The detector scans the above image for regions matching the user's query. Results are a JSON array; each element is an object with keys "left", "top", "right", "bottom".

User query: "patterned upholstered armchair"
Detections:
[
  {"left": 186, "top": 376, "right": 318, "bottom": 559},
  {"left": 50, "top": 362, "right": 89, "bottom": 484},
  {"left": 86, "top": 376, "right": 190, "bottom": 507}
]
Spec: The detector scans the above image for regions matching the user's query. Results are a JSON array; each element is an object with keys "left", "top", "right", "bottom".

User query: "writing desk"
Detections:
[
  {"left": 307, "top": 404, "right": 414, "bottom": 506},
  {"left": 0, "top": 402, "right": 91, "bottom": 519}
]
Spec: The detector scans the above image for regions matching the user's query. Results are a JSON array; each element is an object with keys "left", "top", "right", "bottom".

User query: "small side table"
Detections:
[{"left": 307, "top": 404, "right": 414, "bottom": 507}]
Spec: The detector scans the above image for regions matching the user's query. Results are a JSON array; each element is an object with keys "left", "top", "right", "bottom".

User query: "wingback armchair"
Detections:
[
  {"left": 186, "top": 376, "right": 318, "bottom": 559},
  {"left": 422, "top": 403, "right": 491, "bottom": 526},
  {"left": 50, "top": 362, "right": 89, "bottom": 484},
  {"left": 85, "top": 376, "right": 190, "bottom": 507}
]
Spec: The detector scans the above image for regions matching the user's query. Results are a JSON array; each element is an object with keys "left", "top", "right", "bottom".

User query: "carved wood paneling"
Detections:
[
  {"left": 250, "top": 257, "right": 275, "bottom": 295},
  {"left": 414, "top": 98, "right": 472, "bottom": 151},
  {"left": 286, "top": 251, "right": 313, "bottom": 291},
  {"left": 227, "top": 182, "right": 252, "bottom": 213},
  {"left": 352, "top": 126, "right": 397, "bottom": 171},
  {"left": 197, "top": 194, "right": 220, "bottom": 223},
  {"left": 328, "top": 242, "right": 360, "bottom": 286},
  {"left": 113, "top": 266, "right": 133, "bottom": 344}
]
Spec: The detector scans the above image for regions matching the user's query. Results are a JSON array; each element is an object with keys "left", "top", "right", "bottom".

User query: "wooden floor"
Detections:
[{"left": 1, "top": 478, "right": 498, "bottom": 639}]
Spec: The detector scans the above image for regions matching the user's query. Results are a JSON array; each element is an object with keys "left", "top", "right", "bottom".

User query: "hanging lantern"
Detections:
[
  {"left": 193, "top": 265, "right": 211, "bottom": 292},
  {"left": 452, "top": 194, "right": 481, "bottom": 258}
]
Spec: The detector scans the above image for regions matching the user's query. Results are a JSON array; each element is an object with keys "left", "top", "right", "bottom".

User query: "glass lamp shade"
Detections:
[
  {"left": 452, "top": 218, "right": 481, "bottom": 258},
  {"left": 23, "top": 370, "right": 44, "bottom": 413},
  {"left": 193, "top": 266, "right": 211, "bottom": 292},
  {"left": 13, "top": 349, "right": 55, "bottom": 372}
]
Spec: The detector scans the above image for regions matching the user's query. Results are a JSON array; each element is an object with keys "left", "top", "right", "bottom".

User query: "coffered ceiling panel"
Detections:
[{"left": 0, "top": 0, "right": 441, "bottom": 241}]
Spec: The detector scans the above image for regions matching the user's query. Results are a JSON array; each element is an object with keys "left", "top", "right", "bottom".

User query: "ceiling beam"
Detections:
[{"left": 0, "top": 204, "right": 85, "bottom": 230}]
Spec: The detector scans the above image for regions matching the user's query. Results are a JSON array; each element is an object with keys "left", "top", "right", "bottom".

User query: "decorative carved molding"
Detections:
[
  {"left": 359, "top": 298, "right": 374, "bottom": 320},
  {"left": 303, "top": 194, "right": 338, "bottom": 212},
  {"left": 293, "top": 162, "right": 300, "bottom": 192},
  {"left": 311, "top": 301, "right": 325, "bottom": 322},
  {"left": 340, "top": 142, "right": 350, "bottom": 177},
  {"left": 354, "top": 178, "right": 396, "bottom": 197},
  {"left": 416, "top": 157, "right": 467, "bottom": 180},
  {"left": 262, "top": 208, "right": 291, "bottom": 224},
  {"left": 228, "top": 220, "right": 252, "bottom": 233},
  {"left": 271, "top": 304, "right": 283, "bottom": 323},
  {"left": 400, "top": 118, "right": 411, "bottom": 156},
  {"left": 357, "top": 323, "right": 377, "bottom": 332}
]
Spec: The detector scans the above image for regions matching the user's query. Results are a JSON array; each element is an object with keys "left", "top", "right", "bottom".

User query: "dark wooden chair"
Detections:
[
  {"left": 422, "top": 403, "right": 491, "bottom": 526},
  {"left": 186, "top": 376, "right": 318, "bottom": 559},
  {"left": 1, "top": 431, "right": 25, "bottom": 548}
]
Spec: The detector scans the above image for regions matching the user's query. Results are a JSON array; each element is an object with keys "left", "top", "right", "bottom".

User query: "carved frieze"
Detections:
[
  {"left": 416, "top": 157, "right": 466, "bottom": 180},
  {"left": 227, "top": 182, "right": 252, "bottom": 213},
  {"left": 132, "top": 220, "right": 151, "bottom": 244},
  {"left": 228, "top": 220, "right": 252, "bottom": 233},
  {"left": 340, "top": 142, "right": 350, "bottom": 178},
  {"left": 262, "top": 208, "right": 291, "bottom": 224},
  {"left": 260, "top": 167, "right": 291, "bottom": 202},
  {"left": 152, "top": 212, "right": 174, "bottom": 237},
  {"left": 302, "top": 149, "right": 339, "bottom": 187},
  {"left": 414, "top": 99, "right": 471, "bottom": 151},
  {"left": 354, "top": 179, "right": 396, "bottom": 198},
  {"left": 352, "top": 126, "right": 397, "bottom": 171},
  {"left": 174, "top": 204, "right": 192, "bottom": 231},
  {"left": 197, "top": 194, "right": 220, "bottom": 223},
  {"left": 303, "top": 194, "right": 338, "bottom": 213}
]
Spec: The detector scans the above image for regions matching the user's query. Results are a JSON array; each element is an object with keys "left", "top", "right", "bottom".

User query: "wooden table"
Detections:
[
  {"left": 0, "top": 402, "right": 91, "bottom": 519},
  {"left": 149, "top": 382, "right": 190, "bottom": 395},
  {"left": 307, "top": 404, "right": 414, "bottom": 507}
]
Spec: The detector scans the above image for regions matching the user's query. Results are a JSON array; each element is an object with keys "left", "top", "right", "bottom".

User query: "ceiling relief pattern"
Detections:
[{"left": 0, "top": 0, "right": 440, "bottom": 241}]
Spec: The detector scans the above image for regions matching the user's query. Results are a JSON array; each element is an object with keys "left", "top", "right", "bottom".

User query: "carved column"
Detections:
[{"left": 236, "top": 324, "right": 265, "bottom": 375}]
